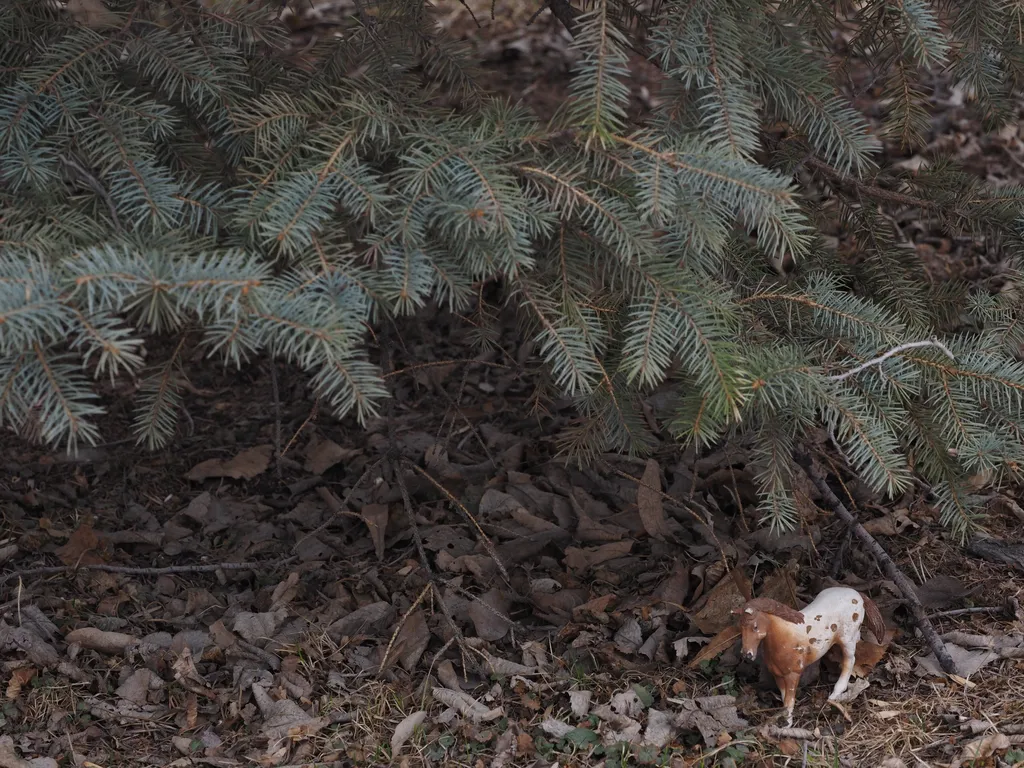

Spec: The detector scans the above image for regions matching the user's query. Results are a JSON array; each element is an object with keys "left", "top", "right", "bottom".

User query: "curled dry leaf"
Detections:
[
  {"left": 540, "top": 717, "right": 574, "bottom": 738},
  {"left": 431, "top": 686, "right": 504, "bottom": 723},
  {"left": 0, "top": 544, "right": 18, "bottom": 566},
  {"left": 252, "top": 683, "right": 327, "bottom": 743},
  {"left": 390, "top": 710, "right": 427, "bottom": 755},
  {"left": 65, "top": 627, "right": 138, "bottom": 655},
  {"left": 186, "top": 444, "right": 273, "bottom": 481},
  {"left": 0, "top": 622, "right": 60, "bottom": 667},
  {"left": 478, "top": 650, "right": 534, "bottom": 676},
  {"left": 0, "top": 735, "right": 58, "bottom": 768},
  {"left": 5, "top": 668, "right": 35, "bottom": 700}
]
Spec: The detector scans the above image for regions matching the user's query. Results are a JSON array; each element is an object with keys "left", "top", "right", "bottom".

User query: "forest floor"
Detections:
[{"left": 5, "top": 4, "right": 1024, "bottom": 768}]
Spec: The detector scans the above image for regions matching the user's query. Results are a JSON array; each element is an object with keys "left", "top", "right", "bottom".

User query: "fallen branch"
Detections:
[
  {"left": 793, "top": 450, "right": 957, "bottom": 675},
  {"left": 0, "top": 558, "right": 296, "bottom": 587}
]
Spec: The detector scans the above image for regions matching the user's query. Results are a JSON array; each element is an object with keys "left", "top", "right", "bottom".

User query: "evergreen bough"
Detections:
[{"left": 3, "top": 0, "right": 1024, "bottom": 539}]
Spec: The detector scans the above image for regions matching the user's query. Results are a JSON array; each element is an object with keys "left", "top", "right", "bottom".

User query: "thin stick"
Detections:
[
  {"left": 794, "top": 450, "right": 957, "bottom": 675},
  {"left": 1, "top": 558, "right": 296, "bottom": 586},
  {"left": 828, "top": 339, "right": 955, "bottom": 382},
  {"left": 927, "top": 606, "right": 1002, "bottom": 620}
]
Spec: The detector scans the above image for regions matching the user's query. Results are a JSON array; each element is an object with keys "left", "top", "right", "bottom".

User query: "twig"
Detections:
[
  {"left": 927, "top": 606, "right": 1002, "bottom": 620},
  {"left": 804, "top": 155, "right": 941, "bottom": 212},
  {"left": 379, "top": 320, "right": 477, "bottom": 672},
  {"left": 1, "top": 558, "right": 296, "bottom": 587},
  {"left": 281, "top": 397, "right": 319, "bottom": 460},
  {"left": 794, "top": 450, "right": 958, "bottom": 675},
  {"left": 405, "top": 460, "right": 511, "bottom": 584},
  {"left": 828, "top": 339, "right": 955, "bottom": 382}
]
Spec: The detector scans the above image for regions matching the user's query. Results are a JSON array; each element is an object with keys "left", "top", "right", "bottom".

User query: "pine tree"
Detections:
[{"left": 3, "top": 0, "right": 1024, "bottom": 540}]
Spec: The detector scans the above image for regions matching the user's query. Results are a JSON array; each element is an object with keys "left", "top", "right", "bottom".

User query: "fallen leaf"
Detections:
[
  {"left": 914, "top": 575, "right": 975, "bottom": 610},
  {"left": 673, "top": 695, "right": 748, "bottom": 747},
  {"left": 863, "top": 508, "right": 918, "bottom": 537},
  {"left": 390, "top": 710, "right": 427, "bottom": 755},
  {"left": 650, "top": 560, "right": 690, "bottom": 611},
  {"left": 564, "top": 541, "right": 632, "bottom": 571},
  {"left": 115, "top": 668, "right": 158, "bottom": 706},
  {"left": 951, "top": 733, "right": 1011, "bottom": 768},
  {"left": 327, "top": 601, "right": 396, "bottom": 641},
  {"left": 490, "top": 726, "right": 518, "bottom": 768},
  {"left": 613, "top": 617, "right": 643, "bottom": 654},
  {"left": 391, "top": 608, "right": 431, "bottom": 671},
  {"left": 575, "top": 512, "right": 629, "bottom": 543},
  {"left": 55, "top": 523, "right": 106, "bottom": 567},
  {"left": 252, "top": 683, "right": 326, "bottom": 743},
  {"left": 467, "top": 589, "right": 512, "bottom": 642},
  {"left": 0, "top": 735, "right": 59, "bottom": 768},
  {"left": 0, "top": 622, "right": 60, "bottom": 667},
  {"left": 5, "top": 668, "right": 35, "bottom": 700},
  {"left": 854, "top": 628, "right": 895, "bottom": 677},
  {"left": 686, "top": 626, "right": 740, "bottom": 668},
  {"left": 361, "top": 503, "right": 389, "bottom": 561},
  {"left": 186, "top": 444, "right": 273, "bottom": 481},
  {"left": 690, "top": 571, "right": 751, "bottom": 634},
  {"left": 232, "top": 610, "right": 287, "bottom": 645},
  {"left": 641, "top": 708, "right": 676, "bottom": 747},
  {"left": 66, "top": 0, "right": 119, "bottom": 28},
  {"left": 303, "top": 438, "right": 358, "bottom": 475},
  {"left": 569, "top": 690, "right": 592, "bottom": 718},
  {"left": 637, "top": 459, "right": 672, "bottom": 542},
  {"left": 540, "top": 717, "right": 574, "bottom": 738},
  {"left": 915, "top": 642, "right": 1000, "bottom": 678}
]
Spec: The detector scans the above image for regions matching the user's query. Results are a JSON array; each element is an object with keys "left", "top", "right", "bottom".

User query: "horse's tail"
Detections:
[{"left": 861, "top": 593, "right": 886, "bottom": 643}]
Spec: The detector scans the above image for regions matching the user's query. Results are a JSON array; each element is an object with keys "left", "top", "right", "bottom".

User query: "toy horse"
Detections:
[{"left": 731, "top": 587, "right": 885, "bottom": 727}]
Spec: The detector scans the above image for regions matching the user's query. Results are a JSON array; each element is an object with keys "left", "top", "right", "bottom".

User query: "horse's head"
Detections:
[
  {"left": 731, "top": 605, "right": 768, "bottom": 661},
  {"left": 731, "top": 598, "right": 805, "bottom": 661}
]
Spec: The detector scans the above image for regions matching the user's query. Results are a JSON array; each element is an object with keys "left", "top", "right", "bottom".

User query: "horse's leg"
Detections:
[
  {"left": 777, "top": 671, "right": 800, "bottom": 727},
  {"left": 828, "top": 636, "right": 857, "bottom": 700}
]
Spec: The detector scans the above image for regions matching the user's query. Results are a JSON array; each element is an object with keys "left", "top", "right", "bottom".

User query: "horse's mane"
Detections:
[{"left": 735, "top": 597, "right": 805, "bottom": 625}]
